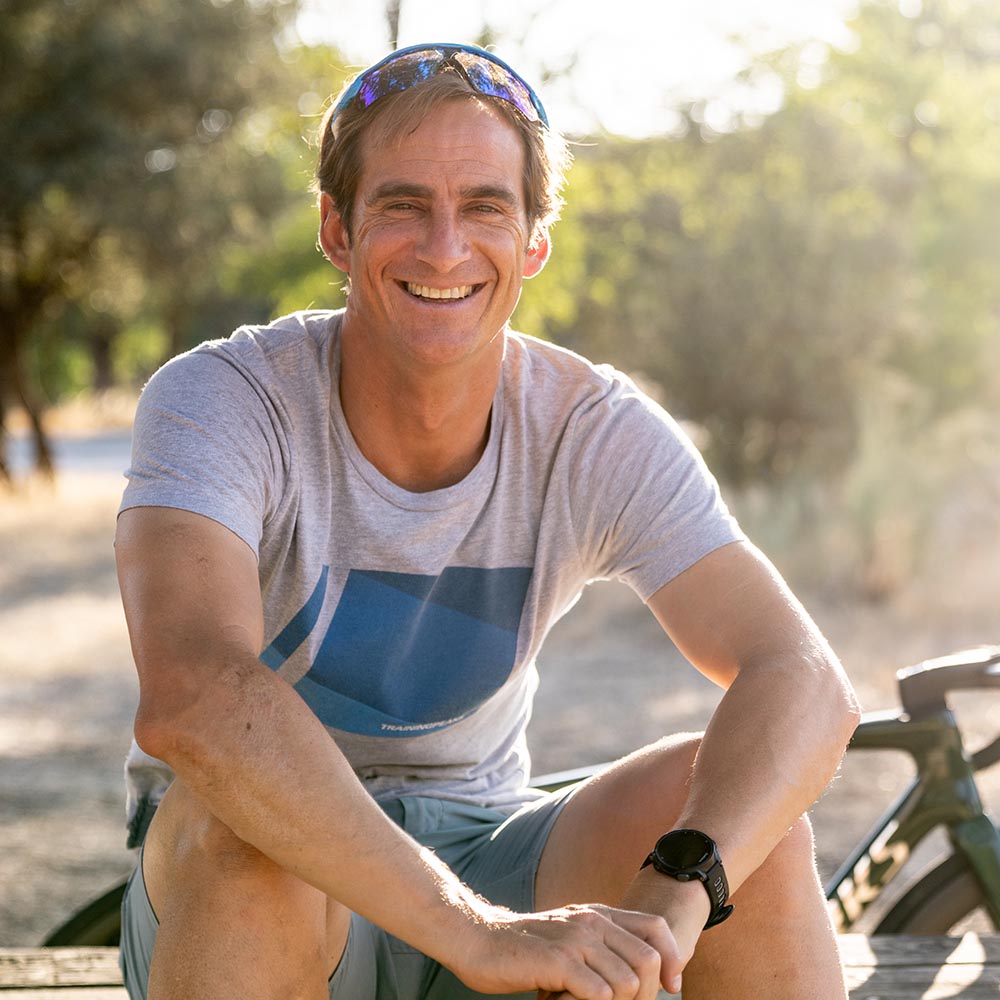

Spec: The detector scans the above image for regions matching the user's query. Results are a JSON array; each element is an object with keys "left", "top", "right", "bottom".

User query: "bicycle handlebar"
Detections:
[{"left": 897, "top": 644, "right": 1000, "bottom": 718}]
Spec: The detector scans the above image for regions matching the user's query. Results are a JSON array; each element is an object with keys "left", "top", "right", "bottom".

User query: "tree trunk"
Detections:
[
  {"left": 0, "top": 305, "right": 55, "bottom": 479},
  {"left": 89, "top": 315, "right": 118, "bottom": 391},
  {"left": 385, "top": 0, "right": 401, "bottom": 50},
  {"left": 0, "top": 366, "right": 11, "bottom": 486},
  {"left": 161, "top": 299, "right": 190, "bottom": 367}
]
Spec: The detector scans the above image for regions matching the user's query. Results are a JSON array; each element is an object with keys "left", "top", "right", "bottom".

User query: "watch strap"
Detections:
[
  {"left": 640, "top": 835, "right": 734, "bottom": 930},
  {"left": 701, "top": 857, "right": 733, "bottom": 928}
]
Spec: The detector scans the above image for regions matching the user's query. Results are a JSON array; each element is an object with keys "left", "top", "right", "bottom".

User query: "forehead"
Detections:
[{"left": 357, "top": 99, "right": 527, "bottom": 200}]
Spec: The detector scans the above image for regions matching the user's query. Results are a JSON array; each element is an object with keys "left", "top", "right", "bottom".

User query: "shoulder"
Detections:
[
  {"left": 503, "top": 330, "right": 679, "bottom": 437},
  {"left": 504, "top": 330, "right": 639, "bottom": 408},
  {"left": 196, "top": 309, "right": 340, "bottom": 373},
  {"left": 146, "top": 310, "right": 341, "bottom": 397}
]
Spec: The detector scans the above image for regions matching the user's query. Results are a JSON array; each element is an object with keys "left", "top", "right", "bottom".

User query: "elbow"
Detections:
[
  {"left": 844, "top": 687, "right": 863, "bottom": 744},
  {"left": 132, "top": 670, "right": 217, "bottom": 771},
  {"left": 819, "top": 653, "right": 862, "bottom": 752},
  {"left": 133, "top": 703, "right": 186, "bottom": 766}
]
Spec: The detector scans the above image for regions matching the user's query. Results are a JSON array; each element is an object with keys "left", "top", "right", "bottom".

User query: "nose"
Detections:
[{"left": 414, "top": 210, "right": 471, "bottom": 273}]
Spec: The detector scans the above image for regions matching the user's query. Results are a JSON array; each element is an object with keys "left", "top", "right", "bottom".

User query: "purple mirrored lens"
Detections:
[{"left": 333, "top": 45, "right": 547, "bottom": 127}]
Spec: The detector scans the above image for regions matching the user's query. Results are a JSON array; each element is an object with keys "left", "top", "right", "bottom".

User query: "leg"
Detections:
[
  {"left": 535, "top": 733, "right": 846, "bottom": 1000},
  {"left": 137, "top": 781, "right": 350, "bottom": 1000}
]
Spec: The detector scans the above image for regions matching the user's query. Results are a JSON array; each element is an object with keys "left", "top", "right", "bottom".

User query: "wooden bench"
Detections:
[{"left": 2, "top": 936, "right": 1000, "bottom": 997}]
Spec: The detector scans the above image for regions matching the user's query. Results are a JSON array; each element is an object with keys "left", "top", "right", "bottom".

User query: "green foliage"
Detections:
[
  {"left": 113, "top": 321, "right": 171, "bottom": 387},
  {"left": 517, "top": 0, "right": 1000, "bottom": 506},
  {"left": 4, "top": 0, "right": 998, "bottom": 597},
  {"left": 0, "top": 0, "right": 308, "bottom": 405},
  {"left": 127, "top": 39, "right": 353, "bottom": 354}
]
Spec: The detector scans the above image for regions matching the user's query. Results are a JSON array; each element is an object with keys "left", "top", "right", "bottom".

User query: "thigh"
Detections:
[
  {"left": 534, "top": 732, "right": 702, "bottom": 909},
  {"left": 135, "top": 780, "right": 349, "bottom": 1000}
]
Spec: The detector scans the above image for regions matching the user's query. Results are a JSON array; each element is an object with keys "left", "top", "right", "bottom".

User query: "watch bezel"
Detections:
[
  {"left": 650, "top": 829, "right": 716, "bottom": 876},
  {"left": 642, "top": 828, "right": 734, "bottom": 929}
]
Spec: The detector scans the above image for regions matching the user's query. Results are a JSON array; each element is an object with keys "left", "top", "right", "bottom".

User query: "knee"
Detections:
[
  {"left": 151, "top": 781, "right": 271, "bottom": 880},
  {"left": 759, "top": 814, "right": 819, "bottom": 881},
  {"left": 579, "top": 732, "right": 704, "bottom": 849},
  {"left": 188, "top": 810, "right": 275, "bottom": 882},
  {"left": 735, "top": 815, "right": 822, "bottom": 916},
  {"left": 627, "top": 731, "right": 702, "bottom": 797},
  {"left": 649, "top": 731, "right": 702, "bottom": 770},
  {"left": 772, "top": 814, "right": 818, "bottom": 871}
]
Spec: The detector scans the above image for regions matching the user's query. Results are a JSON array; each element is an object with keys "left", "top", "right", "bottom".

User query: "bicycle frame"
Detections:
[{"left": 826, "top": 649, "right": 1000, "bottom": 932}]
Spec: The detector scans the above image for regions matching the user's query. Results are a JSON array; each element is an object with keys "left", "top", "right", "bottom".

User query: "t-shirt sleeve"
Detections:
[
  {"left": 567, "top": 373, "right": 744, "bottom": 601},
  {"left": 119, "top": 347, "right": 286, "bottom": 555}
]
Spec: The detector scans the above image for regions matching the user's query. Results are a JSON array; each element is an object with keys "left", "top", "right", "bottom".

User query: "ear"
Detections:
[
  {"left": 318, "top": 193, "right": 351, "bottom": 273},
  {"left": 523, "top": 229, "right": 550, "bottom": 279}
]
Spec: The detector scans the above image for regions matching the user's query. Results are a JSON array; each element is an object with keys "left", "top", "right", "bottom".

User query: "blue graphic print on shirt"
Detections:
[{"left": 260, "top": 566, "right": 533, "bottom": 737}]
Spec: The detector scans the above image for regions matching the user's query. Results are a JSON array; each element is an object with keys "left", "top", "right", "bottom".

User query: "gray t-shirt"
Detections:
[{"left": 121, "top": 309, "right": 742, "bottom": 827}]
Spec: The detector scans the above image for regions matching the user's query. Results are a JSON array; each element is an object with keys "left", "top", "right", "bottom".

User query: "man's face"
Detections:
[{"left": 320, "top": 98, "right": 548, "bottom": 372}]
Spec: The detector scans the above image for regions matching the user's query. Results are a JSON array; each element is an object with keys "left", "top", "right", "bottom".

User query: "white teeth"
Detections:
[{"left": 406, "top": 283, "right": 474, "bottom": 300}]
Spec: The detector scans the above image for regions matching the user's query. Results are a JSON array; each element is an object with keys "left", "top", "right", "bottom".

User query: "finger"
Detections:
[
  {"left": 543, "top": 952, "right": 616, "bottom": 1000},
  {"left": 581, "top": 948, "right": 643, "bottom": 1000},
  {"left": 593, "top": 924, "right": 663, "bottom": 1000},
  {"left": 595, "top": 906, "right": 684, "bottom": 994}
]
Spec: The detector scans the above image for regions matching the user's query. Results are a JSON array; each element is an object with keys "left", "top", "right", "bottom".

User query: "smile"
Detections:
[{"left": 404, "top": 282, "right": 478, "bottom": 301}]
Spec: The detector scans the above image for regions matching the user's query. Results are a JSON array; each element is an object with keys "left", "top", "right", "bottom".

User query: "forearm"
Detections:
[
  {"left": 140, "top": 658, "right": 686, "bottom": 998},
  {"left": 136, "top": 652, "right": 492, "bottom": 965},
  {"left": 672, "top": 647, "right": 858, "bottom": 889},
  {"left": 618, "top": 643, "right": 857, "bottom": 968},
  {"left": 645, "top": 541, "right": 861, "bottom": 891}
]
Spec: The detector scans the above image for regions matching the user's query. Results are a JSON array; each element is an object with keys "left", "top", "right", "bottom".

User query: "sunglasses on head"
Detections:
[{"left": 330, "top": 42, "right": 549, "bottom": 128}]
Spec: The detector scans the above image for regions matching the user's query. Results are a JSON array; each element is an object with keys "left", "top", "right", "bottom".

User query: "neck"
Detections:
[{"left": 337, "top": 325, "right": 502, "bottom": 493}]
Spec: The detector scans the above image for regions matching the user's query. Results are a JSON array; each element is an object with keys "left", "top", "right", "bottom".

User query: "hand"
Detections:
[
  {"left": 450, "top": 903, "right": 680, "bottom": 1000},
  {"left": 620, "top": 867, "right": 712, "bottom": 995}
]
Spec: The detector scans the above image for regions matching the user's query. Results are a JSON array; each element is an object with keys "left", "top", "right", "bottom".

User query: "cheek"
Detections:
[
  {"left": 351, "top": 234, "right": 408, "bottom": 281},
  {"left": 482, "top": 225, "right": 530, "bottom": 265},
  {"left": 353, "top": 214, "right": 411, "bottom": 248}
]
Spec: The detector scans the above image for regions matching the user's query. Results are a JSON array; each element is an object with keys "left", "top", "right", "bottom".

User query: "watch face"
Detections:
[{"left": 657, "top": 830, "right": 713, "bottom": 870}]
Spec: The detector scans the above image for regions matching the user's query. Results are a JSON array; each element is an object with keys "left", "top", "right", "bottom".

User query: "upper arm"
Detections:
[
  {"left": 646, "top": 539, "right": 837, "bottom": 689},
  {"left": 115, "top": 506, "right": 266, "bottom": 718}
]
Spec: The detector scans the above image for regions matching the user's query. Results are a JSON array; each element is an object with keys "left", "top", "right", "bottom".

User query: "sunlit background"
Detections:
[
  {"left": 2, "top": 0, "right": 1000, "bottom": 946},
  {"left": 295, "top": 0, "right": 860, "bottom": 135}
]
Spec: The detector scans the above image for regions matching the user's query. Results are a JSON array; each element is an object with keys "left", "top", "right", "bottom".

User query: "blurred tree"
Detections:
[
  {"left": 518, "top": 111, "right": 901, "bottom": 486},
  {"left": 0, "top": 0, "right": 298, "bottom": 478},
  {"left": 517, "top": 0, "right": 1000, "bottom": 496},
  {"left": 209, "top": 42, "right": 354, "bottom": 329},
  {"left": 817, "top": 0, "right": 1000, "bottom": 411}
]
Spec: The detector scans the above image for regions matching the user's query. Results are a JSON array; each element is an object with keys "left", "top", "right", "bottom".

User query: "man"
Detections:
[{"left": 115, "top": 43, "right": 860, "bottom": 1000}]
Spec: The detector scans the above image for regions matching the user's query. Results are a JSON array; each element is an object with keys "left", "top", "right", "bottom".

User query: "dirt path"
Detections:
[{"left": 2, "top": 453, "right": 998, "bottom": 944}]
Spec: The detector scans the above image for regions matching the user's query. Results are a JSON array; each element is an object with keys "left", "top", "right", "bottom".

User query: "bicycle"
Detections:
[
  {"left": 824, "top": 643, "right": 1000, "bottom": 933},
  {"left": 41, "top": 644, "right": 1000, "bottom": 945}
]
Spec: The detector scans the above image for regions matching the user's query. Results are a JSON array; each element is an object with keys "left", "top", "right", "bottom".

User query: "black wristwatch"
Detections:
[{"left": 640, "top": 829, "right": 734, "bottom": 929}]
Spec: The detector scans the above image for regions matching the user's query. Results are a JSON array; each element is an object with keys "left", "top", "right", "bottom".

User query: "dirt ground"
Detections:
[{"left": 2, "top": 430, "right": 999, "bottom": 945}]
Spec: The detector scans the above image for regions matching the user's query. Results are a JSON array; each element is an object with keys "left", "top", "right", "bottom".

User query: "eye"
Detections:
[{"left": 381, "top": 200, "right": 423, "bottom": 216}]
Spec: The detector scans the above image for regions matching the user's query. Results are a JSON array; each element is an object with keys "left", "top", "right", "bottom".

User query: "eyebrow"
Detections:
[{"left": 367, "top": 182, "right": 519, "bottom": 208}]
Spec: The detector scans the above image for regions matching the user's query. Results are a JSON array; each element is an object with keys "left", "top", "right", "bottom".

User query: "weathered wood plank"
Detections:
[
  {"left": 840, "top": 934, "right": 1000, "bottom": 999},
  {"left": 2, "top": 937, "right": 999, "bottom": 997},
  {"left": 845, "top": 967, "right": 1000, "bottom": 999},
  {"left": 0, "top": 991, "right": 126, "bottom": 999},
  {"left": 839, "top": 931, "right": 1000, "bottom": 967},
  {"left": 0, "top": 949, "right": 121, "bottom": 988}
]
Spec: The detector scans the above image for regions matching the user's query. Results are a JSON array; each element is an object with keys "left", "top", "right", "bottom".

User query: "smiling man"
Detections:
[{"left": 114, "top": 43, "right": 860, "bottom": 1000}]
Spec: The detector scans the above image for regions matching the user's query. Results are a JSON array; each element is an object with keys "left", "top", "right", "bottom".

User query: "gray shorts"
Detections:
[{"left": 120, "top": 785, "right": 578, "bottom": 1000}]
